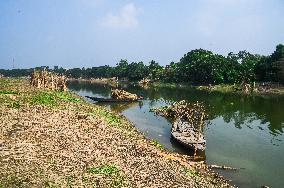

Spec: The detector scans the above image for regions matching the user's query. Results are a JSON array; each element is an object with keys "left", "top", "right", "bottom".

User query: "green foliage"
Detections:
[
  {"left": 126, "top": 61, "right": 149, "bottom": 81},
  {"left": 45, "top": 181, "right": 58, "bottom": 188},
  {"left": 53, "top": 92, "right": 82, "bottom": 103},
  {"left": 88, "top": 163, "right": 125, "bottom": 187},
  {"left": 29, "top": 91, "right": 82, "bottom": 106},
  {"left": 148, "top": 60, "right": 163, "bottom": 81},
  {"left": 1, "top": 176, "right": 30, "bottom": 188},
  {"left": 8, "top": 100, "right": 20, "bottom": 108},
  {"left": 30, "top": 92, "right": 57, "bottom": 106},
  {"left": 255, "top": 44, "right": 284, "bottom": 82},
  {"left": 150, "top": 139, "right": 164, "bottom": 150},
  {"left": 88, "top": 164, "right": 119, "bottom": 175},
  {"left": 95, "top": 108, "right": 121, "bottom": 125},
  {"left": 1, "top": 44, "right": 283, "bottom": 84},
  {"left": 182, "top": 167, "right": 197, "bottom": 177},
  {"left": 115, "top": 59, "right": 129, "bottom": 79},
  {"left": 0, "top": 90, "right": 18, "bottom": 94}
]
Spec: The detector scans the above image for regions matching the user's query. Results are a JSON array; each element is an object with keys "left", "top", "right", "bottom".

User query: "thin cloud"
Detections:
[{"left": 101, "top": 3, "right": 141, "bottom": 29}]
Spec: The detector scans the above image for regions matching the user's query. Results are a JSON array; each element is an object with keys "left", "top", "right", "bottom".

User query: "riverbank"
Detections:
[
  {"left": 68, "top": 77, "right": 284, "bottom": 97},
  {"left": 0, "top": 78, "right": 233, "bottom": 187},
  {"left": 149, "top": 82, "right": 284, "bottom": 97}
]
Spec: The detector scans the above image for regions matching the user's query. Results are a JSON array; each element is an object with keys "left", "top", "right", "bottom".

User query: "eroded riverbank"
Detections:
[{"left": 0, "top": 78, "right": 232, "bottom": 187}]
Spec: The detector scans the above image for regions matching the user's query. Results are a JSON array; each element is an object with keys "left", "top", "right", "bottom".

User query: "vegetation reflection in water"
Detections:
[
  {"left": 68, "top": 80, "right": 284, "bottom": 136},
  {"left": 67, "top": 80, "right": 284, "bottom": 188}
]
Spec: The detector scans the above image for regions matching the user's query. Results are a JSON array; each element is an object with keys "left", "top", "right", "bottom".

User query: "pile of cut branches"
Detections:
[
  {"left": 111, "top": 89, "right": 141, "bottom": 100},
  {"left": 30, "top": 69, "right": 67, "bottom": 91},
  {"left": 152, "top": 100, "right": 207, "bottom": 127}
]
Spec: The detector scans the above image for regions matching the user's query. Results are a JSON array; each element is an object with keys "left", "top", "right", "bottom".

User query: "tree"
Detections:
[
  {"left": 115, "top": 59, "right": 129, "bottom": 79},
  {"left": 125, "top": 61, "right": 149, "bottom": 81},
  {"left": 148, "top": 60, "right": 163, "bottom": 81}
]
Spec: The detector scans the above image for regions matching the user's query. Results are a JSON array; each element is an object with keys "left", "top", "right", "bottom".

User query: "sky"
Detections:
[{"left": 0, "top": 0, "right": 284, "bottom": 69}]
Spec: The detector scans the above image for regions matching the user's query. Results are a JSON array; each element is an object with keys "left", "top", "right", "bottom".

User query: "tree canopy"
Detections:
[{"left": 1, "top": 44, "right": 283, "bottom": 84}]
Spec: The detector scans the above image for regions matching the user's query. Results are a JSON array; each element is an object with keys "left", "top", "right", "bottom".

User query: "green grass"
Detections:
[
  {"left": 150, "top": 139, "right": 164, "bottom": 150},
  {"left": 0, "top": 93, "right": 20, "bottom": 108},
  {"left": 45, "top": 181, "right": 58, "bottom": 188},
  {"left": 53, "top": 92, "right": 82, "bottom": 103},
  {"left": 88, "top": 164, "right": 119, "bottom": 175},
  {"left": 88, "top": 163, "right": 126, "bottom": 187},
  {"left": 8, "top": 100, "right": 20, "bottom": 108},
  {"left": 0, "top": 90, "right": 19, "bottom": 94},
  {"left": 29, "top": 91, "right": 82, "bottom": 106},
  {"left": 29, "top": 91, "right": 57, "bottom": 106},
  {"left": 182, "top": 167, "right": 197, "bottom": 177},
  {"left": 0, "top": 176, "right": 30, "bottom": 188},
  {"left": 95, "top": 108, "right": 121, "bottom": 126}
]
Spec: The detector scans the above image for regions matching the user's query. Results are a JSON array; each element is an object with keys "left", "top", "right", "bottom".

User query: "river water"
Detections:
[{"left": 67, "top": 80, "right": 284, "bottom": 188}]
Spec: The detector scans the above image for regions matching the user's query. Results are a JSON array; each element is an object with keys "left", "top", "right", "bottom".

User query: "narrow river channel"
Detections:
[{"left": 67, "top": 80, "right": 284, "bottom": 188}]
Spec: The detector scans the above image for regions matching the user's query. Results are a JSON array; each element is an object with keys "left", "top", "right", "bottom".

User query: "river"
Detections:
[{"left": 67, "top": 80, "right": 284, "bottom": 188}]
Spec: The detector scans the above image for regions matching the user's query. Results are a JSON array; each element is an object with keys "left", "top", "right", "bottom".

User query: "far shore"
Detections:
[{"left": 67, "top": 77, "right": 284, "bottom": 97}]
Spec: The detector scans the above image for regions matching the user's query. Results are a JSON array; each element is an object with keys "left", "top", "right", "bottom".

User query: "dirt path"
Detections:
[{"left": 0, "top": 78, "right": 233, "bottom": 188}]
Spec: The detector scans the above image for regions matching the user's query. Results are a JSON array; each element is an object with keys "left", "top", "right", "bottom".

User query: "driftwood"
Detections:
[
  {"left": 111, "top": 89, "right": 142, "bottom": 100},
  {"left": 208, "top": 164, "right": 241, "bottom": 171},
  {"left": 30, "top": 69, "right": 67, "bottom": 91}
]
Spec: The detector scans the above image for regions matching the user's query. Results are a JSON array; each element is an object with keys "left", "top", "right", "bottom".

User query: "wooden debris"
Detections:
[
  {"left": 208, "top": 164, "right": 240, "bottom": 171},
  {"left": 153, "top": 100, "right": 207, "bottom": 128},
  {"left": 111, "top": 89, "right": 142, "bottom": 100},
  {"left": 30, "top": 69, "right": 67, "bottom": 91}
]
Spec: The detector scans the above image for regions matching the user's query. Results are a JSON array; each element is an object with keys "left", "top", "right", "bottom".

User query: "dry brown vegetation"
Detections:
[
  {"left": 111, "top": 89, "right": 141, "bottom": 100},
  {"left": 30, "top": 69, "right": 67, "bottom": 91},
  {"left": 151, "top": 100, "right": 207, "bottom": 128},
  {"left": 0, "top": 78, "right": 233, "bottom": 188}
]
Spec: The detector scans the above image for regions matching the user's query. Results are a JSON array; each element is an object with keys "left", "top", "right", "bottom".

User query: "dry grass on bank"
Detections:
[{"left": 0, "top": 78, "right": 233, "bottom": 188}]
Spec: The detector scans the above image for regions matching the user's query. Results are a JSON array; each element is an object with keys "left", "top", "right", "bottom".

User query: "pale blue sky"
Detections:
[{"left": 0, "top": 0, "right": 284, "bottom": 69}]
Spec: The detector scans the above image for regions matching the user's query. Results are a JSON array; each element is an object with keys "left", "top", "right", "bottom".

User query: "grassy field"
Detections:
[{"left": 0, "top": 78, "right": 232, "bottom": 188}]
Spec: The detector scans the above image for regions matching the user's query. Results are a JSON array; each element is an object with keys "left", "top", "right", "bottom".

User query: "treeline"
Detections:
[{"left": 1, "top": 44, "right": 284, "bottom": 84}]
